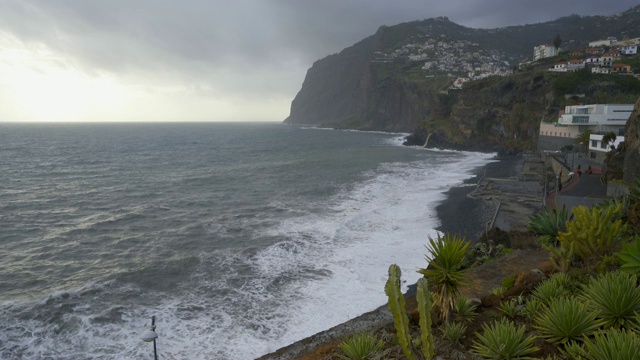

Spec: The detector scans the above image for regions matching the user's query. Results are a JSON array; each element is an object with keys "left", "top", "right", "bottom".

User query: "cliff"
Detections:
[{"left": 284, "top": 8, "right": 640, "bottom": 152}]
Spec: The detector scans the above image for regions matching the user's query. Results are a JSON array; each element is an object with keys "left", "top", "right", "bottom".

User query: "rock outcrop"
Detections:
[{"left": 624, "top": 97, "right": 640, "bottom": 185}]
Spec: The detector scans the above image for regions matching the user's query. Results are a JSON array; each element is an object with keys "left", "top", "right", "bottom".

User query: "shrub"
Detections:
[
  {"left": 534, "top": 297, "right": 602, "bottom": 344},
  {"left": 501, "top": 275, "right": 516, "bottom": 290},
  {"left": 554, "top": 204, "right": 626, "bottom": 270},
  {"left": 490, "top": 286, "right": 507, "bottom": 297},
  {"left": 453, "top": 296, "right": 477, "bottom": 323},
  {"left": 531, "top": 273, "right": 576, "bottom": 305},
  {"left": 528, "top": 205, "right": 570, "bottom": 245},
  {"left": 441, "top": 321, "right": 467, "bottom": 344},
  {"left": 581, "top": 271, "right": 640, "bottom": 330},
  {"left": 471, "top": 318, "right": 539, "bottom": 359},
  {"left": 337, "top": 333, "right": 385, "bottom": 360},
  {"left": 580, "top": 329, "right": 640, "bottom": 360},
  {"left": 498, "top": 299, "right": 520, "bottom": 319},
  {"left": 616, "top": 237, "right": 640, "bottom": 274},
  {"left": 417, "top": 233, "right": 470, "bottom": 322},
  {"left": 522, "top": 298, "right": 544, "bottom": 322}
]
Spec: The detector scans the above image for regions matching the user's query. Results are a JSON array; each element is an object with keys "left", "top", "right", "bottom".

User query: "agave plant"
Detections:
[
  {"left": 453, "top": 295, "right": 477, "bottom": 323},
  {"left": 581, "top": 271, "right": 640, "bottom": 331},
  {"left": 472, "top": 318, "right": 539, "bottom": 359},
  {"left": 534, "top": 297, "right": 603, "bottom": 344},
  {"left": 531, "top": 273, "right": 576, "bottom": 305},
  {"left": 417, "top": 233, "right": 470, "bottom": 322},
  {"left": 522, "top": 298, "right": 544, "bottom": 322},
  {"left": 616, "top": 237, "right": 640, "bottom": 274},
  {"left": 337, "top": 332, "right": 386, "bottom": 360},
  {"left": 441, "top": 321, "right": 467, "bottom": 344},
  {"left": 578, "top": 329, "right": 640, "bottom": 360},
  {"left": 498, "top": 299, "right": 521, "bottom": 319},
  {"left": 528, "top": 205, "right": 571, "bottom": 245}
]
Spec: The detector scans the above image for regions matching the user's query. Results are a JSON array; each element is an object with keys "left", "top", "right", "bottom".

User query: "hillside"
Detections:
[{"left": 284, "top": 5, "right": 640, "bottom": 152}]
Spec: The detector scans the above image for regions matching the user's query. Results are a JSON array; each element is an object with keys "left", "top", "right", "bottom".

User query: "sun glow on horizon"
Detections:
[
  {"left": 0, "top": 32, "right": 289, "bottom": 123},
  {"left": 0, "top": 32, "right": 129, "bottom": 122}
]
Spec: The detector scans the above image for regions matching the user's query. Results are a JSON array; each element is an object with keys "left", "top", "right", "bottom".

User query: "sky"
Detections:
[{"left": 0, "top": 0, "right": 637, "bottom": 122}]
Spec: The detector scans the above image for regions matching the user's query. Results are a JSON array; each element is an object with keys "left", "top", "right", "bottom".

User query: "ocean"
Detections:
[{"left": 0, "top": 122, "right": 496, "bottom": 359}]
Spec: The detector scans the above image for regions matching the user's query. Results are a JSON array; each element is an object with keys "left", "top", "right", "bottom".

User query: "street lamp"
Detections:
[{"left": 141, "top": 316, "right": 158, "bottom": 360}]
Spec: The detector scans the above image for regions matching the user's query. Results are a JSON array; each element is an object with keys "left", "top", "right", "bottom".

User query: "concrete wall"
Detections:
[{"left": 537, "top": 135, "right": 574, "bottom": 152}]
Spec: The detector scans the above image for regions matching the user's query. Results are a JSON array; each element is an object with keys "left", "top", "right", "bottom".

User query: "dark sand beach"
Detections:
[{"left": 258, "top": 156, "right": 536, "bottom": 360}]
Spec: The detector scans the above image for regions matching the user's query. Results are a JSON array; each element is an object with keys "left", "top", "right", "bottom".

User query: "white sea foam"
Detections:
[
  {"left": 0, "top": 134, "right": 497, "bottom": 359},
  {"left": 235, "top": 150, "right": 498, "bottom": 357}
]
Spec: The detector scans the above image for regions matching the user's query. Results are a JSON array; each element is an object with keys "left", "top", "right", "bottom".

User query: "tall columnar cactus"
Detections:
[
  {"left": 417, "top": 278, "right": 435, "bottom": 360},
  {"left": 385, "top": 264, "right": 416, "bottom": 360}
]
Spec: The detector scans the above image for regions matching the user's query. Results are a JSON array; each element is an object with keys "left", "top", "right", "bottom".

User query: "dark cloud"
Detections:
[{"left": 0, "top": 0, "right": 637, "bottom": 106}]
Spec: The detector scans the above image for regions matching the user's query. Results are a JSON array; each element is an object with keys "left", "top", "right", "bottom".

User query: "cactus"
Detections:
[
  {"left": 417, "top": 278, "right": 435, "bottom": 360},
  {"left": 385, "top": 264, "right": 416, "bottom": 360}
]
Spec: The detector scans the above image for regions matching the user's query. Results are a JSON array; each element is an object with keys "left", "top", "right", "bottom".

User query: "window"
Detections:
[
  {"left": 592, "top": 140, "right": 598, "bottom": 147},
  {"left": 600, "top": 141, "right": 607, "bottom": 149},
  {"left": 572, "top": 116, "right": 589, "bottom": 124},
  {"left": 591, "top": 152, "right": 596, "bottom": 159}
]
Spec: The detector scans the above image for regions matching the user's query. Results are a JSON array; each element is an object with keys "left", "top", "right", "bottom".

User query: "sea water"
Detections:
[{"left": 0, "top": 122, "right": 496, "bottom": 359}]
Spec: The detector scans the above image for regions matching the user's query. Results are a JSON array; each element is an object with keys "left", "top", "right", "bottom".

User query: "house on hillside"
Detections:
[
  {"left": 591, "top": 66, "right": 611, "bottom": 74},
  {"left": 533, "top": 44, "right": 559, "bottom": 61},
  {"left": 585, "top": 47, "right": 604, "bottom": 55},
  {"left": 620, "top": 45, "right": 638, "bottom": 55},
  {"left": 611, "top": 63, "right": 632, "bottom": 74},
  {"left": 589, "top": 37, "right": 617, "bottom": 47},
  {"left": 599, "top": 54, "right": 614, "bottom": 67},
  {"left": 537, "top": 104, "right": 633, "bottom": 153},
  {"left": 567, "top": 59, "right": 585, "bottom": 71},
  {"left": 557, "top": 104, "right": 632, "bottom": 135},
  {"left": 549, "top": 62, "right": 568, "bottom": 72}
]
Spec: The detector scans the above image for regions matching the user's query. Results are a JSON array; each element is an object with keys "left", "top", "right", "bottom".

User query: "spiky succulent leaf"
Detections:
[
  {"left": 472, "top": 318, "right": 539, "bottom": 359},
  {"left": 534, "top": 297, "right": 603, "bottom": 344},
  {"left": 581, "top": 271, "right": 640, "bottom": 330}
]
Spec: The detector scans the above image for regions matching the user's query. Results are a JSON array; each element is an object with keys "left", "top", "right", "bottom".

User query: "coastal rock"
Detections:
[{"left": 624, "top": 96, "right": 640, "bottom": 186}]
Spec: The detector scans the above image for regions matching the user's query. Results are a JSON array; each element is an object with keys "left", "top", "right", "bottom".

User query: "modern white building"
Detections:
[
  {"left": 588, "top": 133, "right": 625, "bottom": 163},
  {"left": 557, "top": 104, "right": 633, "bottom": 135},
  {"left": 534, "top": 45, "right": 559, "bottom": 61}
]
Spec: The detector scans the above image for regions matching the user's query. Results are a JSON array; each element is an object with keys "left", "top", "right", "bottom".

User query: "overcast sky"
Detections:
[{"left": 0, "top": 0, "right": 637, "bottom": 122}]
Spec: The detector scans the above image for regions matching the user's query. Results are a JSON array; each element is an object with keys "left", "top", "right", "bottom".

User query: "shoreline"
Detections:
[
  {"left": 258, "top": 155, "right": 524, "bottom": 360},
  {"left": 435, "top": 155, "right": 525, "bottom": 241}
]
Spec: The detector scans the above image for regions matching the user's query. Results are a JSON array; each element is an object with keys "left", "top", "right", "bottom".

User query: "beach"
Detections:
[{"left": 258, "top": 155, "right": 539, "bottom": 360}]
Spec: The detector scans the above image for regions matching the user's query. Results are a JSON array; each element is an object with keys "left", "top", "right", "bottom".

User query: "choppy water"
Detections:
[{"left": 0, "top": 122, "right": 496, "bottom": 359}]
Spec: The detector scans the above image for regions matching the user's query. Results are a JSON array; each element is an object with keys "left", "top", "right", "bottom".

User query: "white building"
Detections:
[
  {"left": 534, "top": 45, "right": 559, "bottom": 61},
  {"left": 591, "top": 66, "right": 611, "bottom": 74},
  {"left": 567, "top": 59, "right": 585, "bottom": 71},
  {"left": 549, "top": 62, "right": 567, "bottom": 72},
  {"left": 558, "top": 104, "right": 633, "bottom": 135},
  {"left": 620, "top": 45, "right": 638, "bottom": 55},
  {"left": 589, "top": 38, "right": 617, "bottom": 47},
  {"left": 588, "top": 133, "right": 625, "bottom": 163}
]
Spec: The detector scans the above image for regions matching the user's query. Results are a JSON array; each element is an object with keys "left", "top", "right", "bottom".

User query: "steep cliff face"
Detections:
[
  {"left": 284, "top": 36, "right": 375, "bottom": 128},
  {"left": 624, "top": 97, "right": 640, "bottom": 185},
  {"left": 448, "top": 72, "right": 556, "bottom": 150},
  {"left": 284, "top": 26, "right": 448, "bottom": 132}
]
